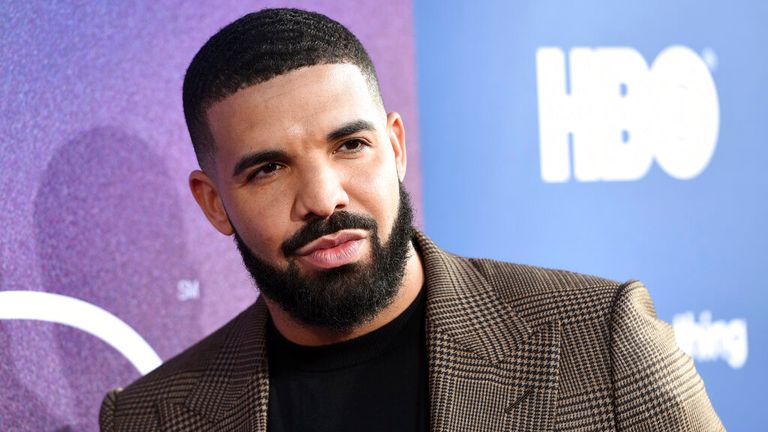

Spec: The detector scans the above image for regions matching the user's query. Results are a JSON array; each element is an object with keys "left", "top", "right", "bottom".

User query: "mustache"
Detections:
[{"left": 281, "top": 211, "right": 378, "bottom": 257}]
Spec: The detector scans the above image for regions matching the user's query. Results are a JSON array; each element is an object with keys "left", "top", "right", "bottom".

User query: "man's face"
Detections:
[{"left": 201, "top": 64, "right": 411, "bottom": 330}]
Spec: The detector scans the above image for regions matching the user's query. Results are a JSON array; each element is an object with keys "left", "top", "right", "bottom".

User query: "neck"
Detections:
[{"left": 264, "top": 241, "right": 425, "bottom": 346}]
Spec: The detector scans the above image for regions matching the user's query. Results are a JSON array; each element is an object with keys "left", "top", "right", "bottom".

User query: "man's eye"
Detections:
[
  {"left": 249, "top": 163, "right": 283, "bottom": 181},
  {"left": 336, "top": 139, "right": 367, "bottom": 153}
]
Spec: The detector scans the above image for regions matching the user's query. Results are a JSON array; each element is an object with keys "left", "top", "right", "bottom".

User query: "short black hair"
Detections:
[{"left": 182, "top": 8, "right": 383, "bottom": 172}]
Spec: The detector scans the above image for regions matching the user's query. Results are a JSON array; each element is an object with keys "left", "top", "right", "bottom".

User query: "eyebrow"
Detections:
[
  {"left": 231, "top": 120, "right": 377, "bottom": 178},
  {"left": 326, "top": 119, "right": 377, "bottom": 142},
  {"left": 232, "top": 150, "right": 287, "bottom": 178}
]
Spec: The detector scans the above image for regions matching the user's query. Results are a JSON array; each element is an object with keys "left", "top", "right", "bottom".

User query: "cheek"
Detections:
[
  {"left": 347, "top": 152, "right": 400, "bottom": 238},
  {"left": 227, "top": 190, "right": 294, "bottom": 261}
]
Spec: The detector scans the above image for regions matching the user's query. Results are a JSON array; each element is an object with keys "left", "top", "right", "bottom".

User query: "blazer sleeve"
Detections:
[
  {"left": 99, "top": 387, "right": 122, "bottom": 432},
  {"left": 610, "top": 281, "right": 725, "bottom": 431}
]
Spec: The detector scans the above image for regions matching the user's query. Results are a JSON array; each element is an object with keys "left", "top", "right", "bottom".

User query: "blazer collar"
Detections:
[
  {"left": 414, "top": 231, "right": 533, "bottom": 364},
  {"left": 415, "top": 231, "right": 561, "bottom": 431}
]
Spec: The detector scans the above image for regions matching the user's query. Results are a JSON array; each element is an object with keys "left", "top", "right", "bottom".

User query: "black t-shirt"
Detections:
[{"left": 266, "top": 287, "right": 429, "bottom": 432}]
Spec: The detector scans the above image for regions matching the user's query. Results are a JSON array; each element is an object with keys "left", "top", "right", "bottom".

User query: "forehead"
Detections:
[{"left": 206, "top": 64, "right": 383, "bottom": 161}]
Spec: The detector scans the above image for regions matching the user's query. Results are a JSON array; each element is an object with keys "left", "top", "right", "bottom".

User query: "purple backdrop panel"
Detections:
[{"left": 0, "top": 1, "right": 420, "bottom": 430}]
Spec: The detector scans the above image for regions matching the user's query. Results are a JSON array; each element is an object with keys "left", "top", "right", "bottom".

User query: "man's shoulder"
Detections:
[
  {"left": 464, "top": 256, "right": 627, "bottom": 324},
  {"left": 103, "top": 301, "right": 263, "bottom": 421},
  {"left": 467, "top": 256, "right": 621, "bottom": 293},
  {"left": 119, "top": 317, "right": 230, "bottom": 398},
  {"left": 447, "top": 258, "right": 723, "bottom": 429},
  {"left": 415, "top": 232, "right": 628, "bottom": 327}
]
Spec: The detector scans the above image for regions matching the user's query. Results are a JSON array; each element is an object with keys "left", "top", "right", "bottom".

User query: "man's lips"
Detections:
[{"left": 294, "top": 229, "right": 368, "bottom": 269}]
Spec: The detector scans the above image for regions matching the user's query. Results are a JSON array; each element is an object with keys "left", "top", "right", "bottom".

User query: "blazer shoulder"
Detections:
[
  {"left": 467, "top": 257, "right": 627, "bottom": 326},
  {"left": 610, "top": 281, "right": 725, "bottom": 430},
  {"left": 468, "top": 257, "right": 621, "bottom": 297},
  {"left": 102, "top": 301, "right": 259, "bottom": 425},
  {"left": 99, "top": 387, "right": 121, "bottom": 432}
]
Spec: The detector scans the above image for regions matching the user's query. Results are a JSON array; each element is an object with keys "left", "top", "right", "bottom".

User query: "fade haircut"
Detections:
[{"left": 182, "top": 8, "right": 383, "bottom": 173}]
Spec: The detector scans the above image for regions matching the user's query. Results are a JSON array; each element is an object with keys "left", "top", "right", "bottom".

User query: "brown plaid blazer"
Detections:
[{"left": 100, "top": 232, "right": 724, "bottom": 431}]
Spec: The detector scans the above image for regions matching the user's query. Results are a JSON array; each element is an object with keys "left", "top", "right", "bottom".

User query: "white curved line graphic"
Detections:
[{"left": 0, "top": 291, "right": 162, "bottom": 375}]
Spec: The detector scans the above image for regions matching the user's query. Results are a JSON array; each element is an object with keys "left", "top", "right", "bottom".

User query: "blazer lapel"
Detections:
[
  {"left": 416, "top": 233, "right": 561, "bottom": 432},
  {"left": 157, "top": 299, "right": 270, "bottom": 432}
]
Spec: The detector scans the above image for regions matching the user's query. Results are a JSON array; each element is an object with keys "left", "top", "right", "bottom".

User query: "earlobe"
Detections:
[
  {"left": 189, "top": 170, "right": 234, "bottom": 236},
  {"left": 387, "top": 112, "right": 407, "bottom": 181}
]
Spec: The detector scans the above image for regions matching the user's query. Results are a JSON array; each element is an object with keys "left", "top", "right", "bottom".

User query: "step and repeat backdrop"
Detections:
[
  {"left": 1, "top": 0, "right": 762, "bottom": 430},
  {"left": 0, "top": 1, "right": 420, "bottom": 430},
  {"left": 416, "top": 1, "right": 765, "bottom": 430}
]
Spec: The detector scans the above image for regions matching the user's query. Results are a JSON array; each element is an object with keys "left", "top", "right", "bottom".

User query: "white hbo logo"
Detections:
[{"left": 536, "top": 46, "right": 720, "bottom": 182}]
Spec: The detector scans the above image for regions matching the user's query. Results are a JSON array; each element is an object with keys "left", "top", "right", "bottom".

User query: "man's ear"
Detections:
[
  {"left": 386, "top": 112, "right": 407, "bottom": 181},
  {"left": 189, "top": 170, "right": 234, "bottom": 236}
]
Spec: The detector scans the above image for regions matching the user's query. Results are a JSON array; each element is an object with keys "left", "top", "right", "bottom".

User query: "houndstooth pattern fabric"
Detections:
[{"left": 100, "top": 232, "right": 724, "bottom": 431}]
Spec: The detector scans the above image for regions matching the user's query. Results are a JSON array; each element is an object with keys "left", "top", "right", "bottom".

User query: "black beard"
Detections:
[{"left": 233, "top": 184, "right": 415, "bottom": 333}]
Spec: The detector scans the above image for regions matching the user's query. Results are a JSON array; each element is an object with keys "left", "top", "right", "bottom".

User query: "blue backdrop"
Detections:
[{"left": 415, "top": 1, "right": 767, "bottom": 430}]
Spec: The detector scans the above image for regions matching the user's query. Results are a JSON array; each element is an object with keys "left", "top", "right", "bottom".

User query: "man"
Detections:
[{"left": 100, "top": 8, "right": 724, "bottom": 431}]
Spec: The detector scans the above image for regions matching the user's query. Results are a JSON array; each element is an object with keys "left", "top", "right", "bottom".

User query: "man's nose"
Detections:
[{"left": 291, "top": 165, "right": 349, "bottom": 221}]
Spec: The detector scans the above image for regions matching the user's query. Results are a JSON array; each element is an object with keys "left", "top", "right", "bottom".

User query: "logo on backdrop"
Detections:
[
  {"left": 536, "top": 46, "right": 720, "bottom": 183},
  {"left": 0, "top": 291, "right": 162, "bottom": 374},
  {"left": 672, "top": 310, "right": 748, "bottom": 369}
]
